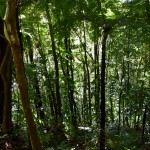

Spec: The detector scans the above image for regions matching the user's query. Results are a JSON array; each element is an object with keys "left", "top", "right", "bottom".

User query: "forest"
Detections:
[{"left": 0, "top": 0, "right": 150, "bottom": 149}]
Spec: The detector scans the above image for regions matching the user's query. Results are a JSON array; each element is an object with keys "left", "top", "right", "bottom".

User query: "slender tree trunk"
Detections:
[
  {"left": 45, "top": 2, "right": 66, "bottom": 141},
  {"left": 1, "top": 44, "right": 12, "bottom": 133},
  {"left": 142, "top": 105, "right": 148, "bottom": 142},
  {"left": 0, "top": 17, "right": 12, "bottom": 133},
  {"left": 83, "top": 62, "right": 88, "bottom": 124},
  {"left": 45, "top": 1, "right": 63, "bottom": 123},
  {"left": 26, "top": 35, "right": 45, "bottom": 121},
  {"left": 145, "top": 0, "right": 150, "bottom": 23},
  {"left": 110, "top": 97, "right": 114, "bottom": 123},
  {"left": 109, "top": 82, "right": 114, "bottom": 123},
  {"left": 69, "top": 45, "right": 77, "bottom": 130},
  {"left": 94, "top": 35, "right": 100, "bottom": 125},
  {"left": 118, "top": 60, "right": 125, "bottom": 134},
  {"left": 4, "top": 1, "right": 41, "bottom": 149},
  {"left": 64, "top": 37, "right": 77, "bottom": 129},
  {"left": 36, "top": 24, "right": 56, "bottom": 121},
  {"left": 99, "top": 26, "right": 110, "bottom": 150},
  {"left": 0, "top": 18, "right": 6, "bottom": 125},
  {"left": 0, "top": 76, "right": 4, "bottom": 125},
  {"left": 83, "top": 22, "right": 92, "bottom": 126}
]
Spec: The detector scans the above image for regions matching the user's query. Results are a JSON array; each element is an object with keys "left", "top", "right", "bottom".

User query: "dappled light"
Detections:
[{"left": 0, "top": 0, "right": 150, "bottom": 149}]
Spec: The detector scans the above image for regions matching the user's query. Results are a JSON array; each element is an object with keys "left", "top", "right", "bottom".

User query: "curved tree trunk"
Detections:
[{"left": 4, "top": 0, "right": 41, "bottom": 149}]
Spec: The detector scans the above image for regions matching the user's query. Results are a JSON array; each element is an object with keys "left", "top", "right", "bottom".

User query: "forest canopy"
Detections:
[{"left": 0, "top": 0, "right": 150, "bottom": 150}]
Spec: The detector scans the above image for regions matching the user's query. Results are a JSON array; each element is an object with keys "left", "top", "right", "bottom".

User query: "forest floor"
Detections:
[
  {"left": 0, "top": 134, "right": 30, "bottom": 150},
  {"left": 0, "top": 127, "right": 150, "bottom": 150}
]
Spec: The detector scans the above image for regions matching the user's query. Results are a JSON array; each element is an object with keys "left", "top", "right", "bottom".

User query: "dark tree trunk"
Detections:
[
  {"left": 83, "top": 62, "right": 88, "bottom": 124},
  {"left": 36, "top": 25, "right": 56, "bottom": 122},
  {"left": 64, "top": 37, "right": 77, "bottom": 129},
  {"left": 0, "top": 18, "right": 12, "bottom": 133},
  {"left": 83, "top": 22, "right": 92, "bottom": 126},
  {"left": 118, "top": 60, "right": 125, "bottom": 134},
  {"left": 45, "top": 1, "right": 66, "bottom": 140},
  {"left": 26, "top": 35, "right": 45, "bottom": 121},
  {"left": 99, "top": 26, "right": 110, "bottom": 150},
  {"left": 94, "top": 34, "right": 100, "bottom": 125},
  {"left": 142, "top": 105, "right": 148, "bottom": 142},
  {"left": 0, "top": 76, "right": 4, "bottom": 125},
  {"left": 45, "top": 1, "right": 62, "bottom": 122},
  {"left": 145, "top": 0, "right": 150, "bottom": 23},
  {"left": 1, "top": 44, "right": 12, "bottom": 133},
  {"left": 0, "top": 18, "right": 6, "bottom": 125}
]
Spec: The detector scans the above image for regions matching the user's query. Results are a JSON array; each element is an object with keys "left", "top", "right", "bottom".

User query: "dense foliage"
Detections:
[{"left": 0, "top": 0, "right": 150, "bottom": 149}]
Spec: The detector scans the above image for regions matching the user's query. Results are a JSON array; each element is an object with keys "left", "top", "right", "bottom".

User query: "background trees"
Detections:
[{"left": 0, "top": 0, "right": 150, "bottom": 149}]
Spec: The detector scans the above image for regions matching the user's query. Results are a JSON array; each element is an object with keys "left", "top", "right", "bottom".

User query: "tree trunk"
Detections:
[
  {"left": 36, "top": 24, "right": 56, "bottom": 122},
  {"left": 0, "top": 76, "right": 4, "bottom": 125},
  {"left": 4, "top": 1, "right": 41, "bottom": 149},
  {"left": 45, "top": 0, "right": 63, "bottom": 123},
  {"left": 27, "top": 35, "right": 45, "bottom": 121},
  {"left": 142, "top": 105, "right": 148, "bottom": 142},
  {"left": 0, "top": 17, "right": 12, "bottom": 133},
  {"left": 0, "top": 18, "right": 6, "bottom": 125},
  {"left": 69, "top": 41, "right": 77, "bottom": 130},
  {"left": 145, "top": 0, "right": 150, "bottom": 23},
  {"left": 64, "top": 37, "right": 77, "bottom": 129},
  {"left": 99, "top": 26, "right": 110, "bottom": 150},
  {"left": 83, "top": 22, "right": 92, "bottom": 126},
  {"left": 94, "top": 33, "right": 100, "bottom": 125},
  {"left": 118, "top": 60, "right": 125, "bottom": 134},
  {"left": 45, "top": 1, "right": 66, "bottom": 141},
  {"left": 1, "top": 43, "right": 12, "bottom": 133}
]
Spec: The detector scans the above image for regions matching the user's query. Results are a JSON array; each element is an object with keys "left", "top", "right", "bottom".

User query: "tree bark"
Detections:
[
  {"left": 0, "top": 18, "right": 6, "bottom": 125},
  {"left": 142, "top": 105, "right": 148, "bottom": 142},
  {"left": 4, "top": 1, "right": 41, "bottom": 149},
  {"left": 83, "top": 22, "right": 92, "bottom": 126},
  {"left": 118, "top": 60, "right": 125, "bottom": 134},
  {"left": 1, "top": 43, "right": 12, "bottom": 133},
  {"left": 36, "top": 24, "right": 56, "bottom": 122},
  {"left": 45, "top": 1, "right": 63, "bottom": 126},
  {"left": 64, "top": 37, "right": 77, "bottom": 129},
  {"left": 94, "top": 32, "right": 100, "bottom": 125},
  {"left": 99, "top": 26, "right": 110, "bottom": 150},
  {"left": 27, "top": 35, "right": 45, "bottom": 121},
  {"left": 0, "top": 17, "right": 12, "bottom": 133}
]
